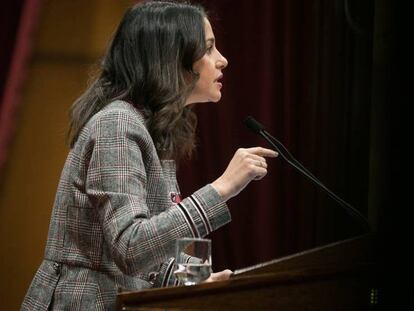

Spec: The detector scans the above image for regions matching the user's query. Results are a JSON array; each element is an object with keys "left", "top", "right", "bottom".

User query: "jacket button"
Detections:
[
  {"left": 52, "top": 262, "right": 61, "bottom": 275},
  {"left": 148, "top": 272, "right": 159, "bottom": 285}
]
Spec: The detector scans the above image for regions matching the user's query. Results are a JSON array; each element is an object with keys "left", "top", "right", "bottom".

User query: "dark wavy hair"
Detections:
[{"left": 68, "top": 1, "right": 208, "bottom": 160}]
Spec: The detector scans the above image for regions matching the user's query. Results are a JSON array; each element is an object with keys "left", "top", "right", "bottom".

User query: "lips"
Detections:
[{"left": 215, "top": 74, "right": 223, "bottom": 82}]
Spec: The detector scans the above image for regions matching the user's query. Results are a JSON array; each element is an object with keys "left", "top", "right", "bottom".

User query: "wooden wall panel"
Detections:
[{"left": 0, "top": 0, "right": 133, "bottom": 309}]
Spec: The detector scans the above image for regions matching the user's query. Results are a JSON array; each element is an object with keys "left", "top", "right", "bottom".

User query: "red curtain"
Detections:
[
  {"left": 179, "top": 0, "right": 375, "bottom": 271},
  {"left": 0, "top": 0, "right": 43, "bottom": 173}
]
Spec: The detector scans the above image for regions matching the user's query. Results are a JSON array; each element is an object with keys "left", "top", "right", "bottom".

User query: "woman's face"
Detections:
[{"left": 186, "top": 18, "right": 228, "bottom": 105}]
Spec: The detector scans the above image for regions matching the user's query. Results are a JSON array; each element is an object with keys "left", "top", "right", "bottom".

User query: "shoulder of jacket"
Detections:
[
  {"left": 93, "top": 100, "right": 145, "bottom": 125},
  {"left": 85, "top": 100, "right": 149, "bottom": 135}
]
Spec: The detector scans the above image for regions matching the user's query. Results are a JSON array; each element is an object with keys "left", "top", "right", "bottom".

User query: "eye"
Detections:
[{"left": 206, "top": 45, "right": 214, "bottom": 54}]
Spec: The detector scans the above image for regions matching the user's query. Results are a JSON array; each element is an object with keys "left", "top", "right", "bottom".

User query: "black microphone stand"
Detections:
[{"left": 245, "top": 116, "right": 371, "bottom": 233}]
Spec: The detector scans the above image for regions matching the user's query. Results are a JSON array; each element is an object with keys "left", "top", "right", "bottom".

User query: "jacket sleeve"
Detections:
[
  {"left": 153, "top": 253, "right": 201, "bottom": 287},
  {"left": 85, "top": 109, "right": 231, "bottom": 275}
]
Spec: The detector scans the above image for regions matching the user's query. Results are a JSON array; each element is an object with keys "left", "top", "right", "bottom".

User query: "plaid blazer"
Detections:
[{"left": 21, "top": 100, "right": 231, "bottom": 310}]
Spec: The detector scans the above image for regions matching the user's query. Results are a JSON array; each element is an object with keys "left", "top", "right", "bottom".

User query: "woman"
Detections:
[{"left": 22, "top": 1, "right": 277, "bottom": 310}]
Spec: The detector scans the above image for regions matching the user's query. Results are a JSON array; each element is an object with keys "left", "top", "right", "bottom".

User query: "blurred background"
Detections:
[{"left": 0, "top": 0, "right": 407, "bottom": 309}]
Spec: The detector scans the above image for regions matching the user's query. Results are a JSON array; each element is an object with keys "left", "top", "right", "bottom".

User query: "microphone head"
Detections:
[{"left": 244, "top": 116, "right": 264, "bottom": 134}]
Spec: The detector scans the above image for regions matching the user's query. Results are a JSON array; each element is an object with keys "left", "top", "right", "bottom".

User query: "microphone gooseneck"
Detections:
[{"left": 244, "top": 116, "right": 371, "bottom": 233}]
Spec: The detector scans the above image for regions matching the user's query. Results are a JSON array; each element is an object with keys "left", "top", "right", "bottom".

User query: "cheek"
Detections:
[
  {"left": 194, "top": 57, "right": 214, "bottom": 81},
  {"left": 197, "top": 67, "right": 215, "bottom": 88},
  {"left": 192, "top": 58, "right": 217, "bottom": 96},
  {"left": 193, "top": 70, "right": 209, "bottom": 92}
]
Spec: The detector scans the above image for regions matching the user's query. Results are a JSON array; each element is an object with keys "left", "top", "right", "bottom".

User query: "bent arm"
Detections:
[{"left": 85, "top": 110, "right": 231, "bottom": 275}]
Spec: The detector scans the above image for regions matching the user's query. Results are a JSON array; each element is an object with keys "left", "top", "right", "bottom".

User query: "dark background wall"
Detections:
[{"left": 180, "top": 0, "right": 377, "bottom": 269}]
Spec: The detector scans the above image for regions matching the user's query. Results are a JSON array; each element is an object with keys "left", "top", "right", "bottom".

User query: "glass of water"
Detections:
[{"left": 174, "top": 237, "right": 212, "bottom": 286}]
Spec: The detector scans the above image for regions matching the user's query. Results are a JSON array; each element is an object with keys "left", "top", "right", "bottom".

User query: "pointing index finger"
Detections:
[{"left": 247, "top": 147, "right": 278, "bottom": 158}]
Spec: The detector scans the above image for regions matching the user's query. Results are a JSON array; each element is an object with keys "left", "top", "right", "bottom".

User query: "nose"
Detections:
[{"left": 216, "top": 51, "right": 228, "bottom": 69}]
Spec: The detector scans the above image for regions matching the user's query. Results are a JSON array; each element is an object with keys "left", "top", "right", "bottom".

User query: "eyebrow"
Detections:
[{"left": 206, "top": 38, "right": 215, "bottom": 44}]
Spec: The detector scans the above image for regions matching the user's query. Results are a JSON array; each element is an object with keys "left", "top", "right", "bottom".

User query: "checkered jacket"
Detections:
[{"left": 21, "top": 100, "right": 231, "bottom": 310}]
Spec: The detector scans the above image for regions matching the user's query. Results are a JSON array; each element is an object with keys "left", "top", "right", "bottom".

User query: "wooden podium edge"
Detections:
[
  {"left": 233, "top": 232, "right": 376, "bottom": 276},
  {"left": 116, "top": 233, "right": 377, "bottom": 310}
]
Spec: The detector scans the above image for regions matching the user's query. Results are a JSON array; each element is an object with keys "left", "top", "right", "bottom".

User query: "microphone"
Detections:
[{"left": 244, "top": 116, "right": 371, "bottom": 233}]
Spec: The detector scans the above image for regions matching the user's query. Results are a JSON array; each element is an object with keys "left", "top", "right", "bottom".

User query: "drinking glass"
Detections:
[{"left": 173, "top": 237, "right": 212, "bottom": 286}]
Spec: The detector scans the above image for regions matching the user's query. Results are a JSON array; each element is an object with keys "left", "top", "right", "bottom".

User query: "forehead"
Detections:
[{"left": 203, "top": 18, "right": 214, "bottom": 39}]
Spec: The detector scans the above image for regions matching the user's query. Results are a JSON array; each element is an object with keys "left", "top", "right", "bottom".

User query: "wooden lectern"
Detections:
[{"left": 116, "top": 233, "right": 377, "bottom": 310}]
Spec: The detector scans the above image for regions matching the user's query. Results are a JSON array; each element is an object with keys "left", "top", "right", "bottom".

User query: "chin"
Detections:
[
  {"left": 210, "top": 93, "right": 222, "bottom": 103},
  {"left": 187, "top": 92, "right": 222, "bottom": 105}
]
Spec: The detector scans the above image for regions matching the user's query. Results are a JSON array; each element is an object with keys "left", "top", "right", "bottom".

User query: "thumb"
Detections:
[{"left": 209, "top": 269, "right": 233, "bottom": 282}]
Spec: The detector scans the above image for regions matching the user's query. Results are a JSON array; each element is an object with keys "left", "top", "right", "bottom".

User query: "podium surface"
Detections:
[{"left": 116, "top": 233, "right": 376, "bottom": 310}]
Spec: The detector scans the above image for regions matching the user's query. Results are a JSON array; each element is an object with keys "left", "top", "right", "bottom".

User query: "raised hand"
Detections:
[{"left": 211, "top": 147, "right": 278, "bottom": 201}]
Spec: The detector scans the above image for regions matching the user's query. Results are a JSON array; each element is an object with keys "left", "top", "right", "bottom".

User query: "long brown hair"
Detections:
[{"left": 68, "top": 1, "right": 207, "bottom": 160}]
